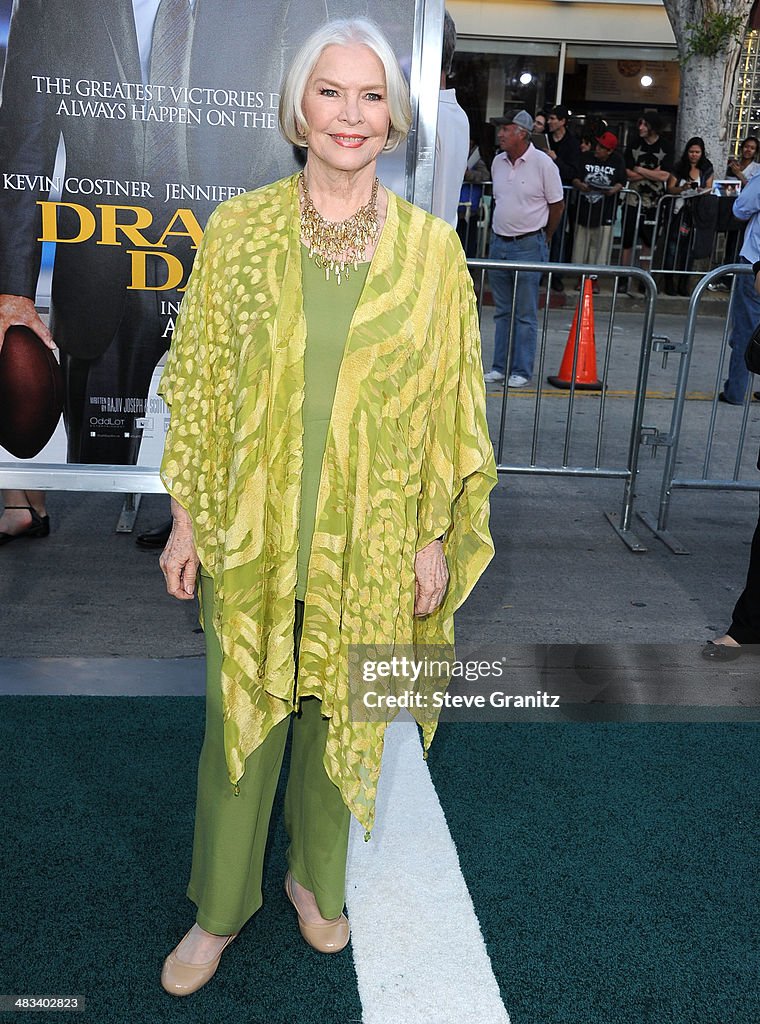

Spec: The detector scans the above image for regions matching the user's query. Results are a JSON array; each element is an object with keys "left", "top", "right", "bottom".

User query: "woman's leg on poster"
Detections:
[{"left": 0, "top": 488, "right": 49, "bottom": 543}]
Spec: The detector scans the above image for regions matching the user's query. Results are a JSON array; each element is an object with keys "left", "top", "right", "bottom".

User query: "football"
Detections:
[{"left": 0, "top": 325, "right": 64, "bottom": 458}]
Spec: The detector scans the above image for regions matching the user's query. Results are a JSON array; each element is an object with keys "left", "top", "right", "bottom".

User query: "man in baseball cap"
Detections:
[
  {"left": 571, "top": 128, "right": 627, "bottom": 273},
  {"left": 491, "top": 109, "right": 534, "bottom": 133},
  {"left": 596, "top": 130, "right": 619, "bottom": 152},
  {"left": 483, "top": 109, "right": 565, "bottom": 388}
]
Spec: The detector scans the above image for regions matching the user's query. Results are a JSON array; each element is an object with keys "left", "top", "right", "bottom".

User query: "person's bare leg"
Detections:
[
  {"left": 173, "top": 924, "right": 234, "bottom": 964},
  {"left": 288, "top": 874, "right": 341, "bottom": 925},
  {"left": 710, "top": 635, "right": 740, "bottom": 647},
  {"left": 25, "top": 489, "right": 46, "bottom": 515},
  {"left": 0, "top": 489, "right": 47, "bottom": 535}
]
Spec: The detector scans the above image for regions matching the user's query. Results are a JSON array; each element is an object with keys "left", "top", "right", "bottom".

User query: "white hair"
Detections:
[{"left": 278, "top": 18, "right": 412, "bottom": 153}]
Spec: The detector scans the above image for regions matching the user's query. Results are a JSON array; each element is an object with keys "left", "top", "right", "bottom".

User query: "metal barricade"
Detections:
[
  {"left": 637, "top": 263, "right": 760, "bottom": 553},
  {"left": 457, "top": 181, "right": 492, "bottom": 259},
  {"left": 475, "top": 189, "right": 492, "bottom": 258},
  {"left": 480, "top": 185, "right": 644, "bottom": 273},
  {"left": 614, "top": 189, "right": 644, "bottom": 270},
  {"left": 648, "top": 193, "right": 711, "bottom": 292},
  {"left": 564, "top": 185, "right": 644, "bottom": 272},
  {"left": 548, "top": 186, "right": 573, "bottom": 266},
  {"left": 468, "top": 257, "right": 657, "bottom": 551},
  {"left": 649, "top": 191, "right": 740, "bottom": 285},
  {"left": 505, "top": 185, "right": 644, "bottom": 280}
]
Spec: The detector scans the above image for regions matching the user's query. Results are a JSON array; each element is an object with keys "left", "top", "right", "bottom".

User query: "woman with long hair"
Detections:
[
  {"left": 663, "top": 137, "right": 714, "bottom": 295},
  {"left": 719, "top": 136, "right": 760, "bottom": 275},
  {"left": 727, "top": 135, "right": 760, "bottom": 186}
]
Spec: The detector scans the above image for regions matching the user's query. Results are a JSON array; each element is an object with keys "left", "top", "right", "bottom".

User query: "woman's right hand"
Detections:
[
  {"left": 159, "top": 517, "right": 200, "bottom": 600},
  {"left": 728, "top": 161, "right": 745, "bottom": 184}
]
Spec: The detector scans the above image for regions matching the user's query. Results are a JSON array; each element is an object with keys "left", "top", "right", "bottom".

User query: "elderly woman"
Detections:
[{"left": 157, "top": 17, "right": 495, "bottom": 998}]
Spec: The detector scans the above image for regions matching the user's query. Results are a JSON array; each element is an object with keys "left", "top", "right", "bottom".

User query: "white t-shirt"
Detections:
[{"left": 431, "top": 89, "right": 469, "bottom": 228}]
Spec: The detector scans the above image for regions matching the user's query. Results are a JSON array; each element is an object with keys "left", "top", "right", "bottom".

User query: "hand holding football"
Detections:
[{"left": 0, "top": 325, "right": 64, "bottom": 458}]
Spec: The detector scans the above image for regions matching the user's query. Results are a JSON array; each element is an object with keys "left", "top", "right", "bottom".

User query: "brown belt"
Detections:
[{"left": 494, "top": 229, "right": 543, "bottom": 242}]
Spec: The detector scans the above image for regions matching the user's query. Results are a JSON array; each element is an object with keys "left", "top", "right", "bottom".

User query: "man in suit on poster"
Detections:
[{"left": 0, "top": 0, "right": 374, "bottom": 467}]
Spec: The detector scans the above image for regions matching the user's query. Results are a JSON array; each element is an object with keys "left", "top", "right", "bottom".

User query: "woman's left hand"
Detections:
[
  {"left": 159, "top": 518, "right": 200, "bottom": 600},
  {"left": 414, "top": 539, "right": 449, "bottom": 617}
]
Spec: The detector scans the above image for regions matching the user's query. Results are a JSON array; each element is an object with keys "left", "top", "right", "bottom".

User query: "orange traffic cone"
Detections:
[{"left": 547, "top": 278, "right": 603, "bottom": 390}]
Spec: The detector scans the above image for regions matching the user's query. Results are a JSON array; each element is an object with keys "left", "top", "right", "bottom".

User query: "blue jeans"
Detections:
[
  {"left": 725, "top": 258, "right": 760, "bottom": 404},
  {"left": 488, "top": 231, "right": 548, "bottom": 378}
]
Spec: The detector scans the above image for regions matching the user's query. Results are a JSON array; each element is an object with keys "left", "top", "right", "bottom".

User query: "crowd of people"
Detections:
[
  {"left": 481, "top": 106, "right": 679, "bottom": 388},
  {"left": 468, "top": 103, "right": 760, "bottom": 391}
]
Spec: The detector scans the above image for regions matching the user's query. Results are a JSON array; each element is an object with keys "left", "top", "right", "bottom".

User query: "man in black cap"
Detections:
[{"left": 621, "top": 112, "right": 673, "bottom": 291}]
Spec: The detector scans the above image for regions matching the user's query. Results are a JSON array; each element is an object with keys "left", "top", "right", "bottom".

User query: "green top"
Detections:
[{"left": 297, "top": 247, "right": 370, "bottom": 601}]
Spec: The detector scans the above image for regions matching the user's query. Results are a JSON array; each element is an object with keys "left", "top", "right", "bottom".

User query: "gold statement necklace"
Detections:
[{"left": 299, "top": 171, "right": 379, "bottom": 284}]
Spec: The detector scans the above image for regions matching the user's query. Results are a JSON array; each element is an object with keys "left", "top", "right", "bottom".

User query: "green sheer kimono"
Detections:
[{"left": 159, "top": 173, "right": 496, "bottom": 834}]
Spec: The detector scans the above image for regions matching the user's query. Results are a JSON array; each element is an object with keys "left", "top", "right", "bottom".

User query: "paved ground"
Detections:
[{"left": 0, "top": 286, "right": 758, "bottom": 661}]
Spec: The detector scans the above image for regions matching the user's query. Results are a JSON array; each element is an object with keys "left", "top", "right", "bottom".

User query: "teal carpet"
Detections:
[
  {"left": 0, "top": 697, "right": 362, "bottom": 1024},
  {"left": 427, "top": 722, "right": 760, "bottom": 1024},
  {"left": 2, "top": 699, "right": 758, "bottom": 1023}
]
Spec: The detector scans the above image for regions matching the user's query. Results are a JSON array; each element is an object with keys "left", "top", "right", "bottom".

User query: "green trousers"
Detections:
[{"left": 187, "top": 576, "right": 351, "bottom": 934}]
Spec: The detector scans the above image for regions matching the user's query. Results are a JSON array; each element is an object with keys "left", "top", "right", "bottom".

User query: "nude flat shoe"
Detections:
[
  {"left": 284, "top": 871, "right": 350, "bottom": 953},
  {"left": 700, "top": 639, "right": 742, "bottom": 662},
  {"left": 160, "top": 928, "right": 237, "bottom": 996}
]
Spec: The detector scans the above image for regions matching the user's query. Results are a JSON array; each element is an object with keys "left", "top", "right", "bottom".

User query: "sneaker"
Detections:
[
  {"left": 483, "top": 370, "right": 506, "bottom": 385},
  {"left": 575, "top": 277, "right": 600, "bottom": 294},
  {"left": 507, "top": 374, "right": 529, "bottom": 388}
]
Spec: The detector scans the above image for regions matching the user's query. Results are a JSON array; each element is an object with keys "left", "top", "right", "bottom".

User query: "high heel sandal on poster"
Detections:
[{"left": 0, "top": 505, "right": 50, "bottom": 546}]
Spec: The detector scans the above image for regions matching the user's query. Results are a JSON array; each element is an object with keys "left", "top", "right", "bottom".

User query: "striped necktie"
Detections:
[{"left": 145, "top": 0, "right": 194, "bottom": 185}]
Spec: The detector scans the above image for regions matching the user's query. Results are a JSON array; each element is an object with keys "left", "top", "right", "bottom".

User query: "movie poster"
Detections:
[{"left": 0, "top": 0, "right": 415, "bottom": 470}]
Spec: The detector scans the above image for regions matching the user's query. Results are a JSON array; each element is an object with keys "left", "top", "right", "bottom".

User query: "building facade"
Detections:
[{"left": 448, "top": 0, "right": 760, "bottom": 163}]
